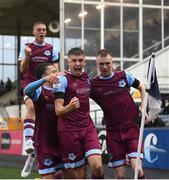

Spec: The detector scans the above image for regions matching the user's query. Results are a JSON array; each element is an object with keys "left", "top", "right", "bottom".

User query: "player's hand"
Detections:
[
  {"left": 69, "top": 97, "right": 80, "bottom": 110},
  {"left": 140, "top": 110, "right": 149, "bottom": 124},
  {"left": 25, "top": 46, "right": 32, "bottom": 59},
  {"left": 145, "top": 112, "right": 149, "bottom": 124},
  {"left": 44, "top": 73, "right": 59, "bottom": 84}
]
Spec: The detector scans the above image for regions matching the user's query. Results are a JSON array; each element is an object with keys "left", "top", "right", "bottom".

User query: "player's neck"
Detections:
[
  {"left": 34, "top": 40, "right": 45, "bottom": 45},
  {"left": 99, "top": 72, "right": 114, "bottom": 79}
]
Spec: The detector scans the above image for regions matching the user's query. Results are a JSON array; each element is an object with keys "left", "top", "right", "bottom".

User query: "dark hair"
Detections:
[
  {"left": 68, "top": 47, "right": 85, "bottom": 57},
  {"left": 35, "top": 63, "right": 51, "bottom": 79},
  {"left": 96, "top": 49, "right": 113, "bottom": 57},
  {"left": 33, "top": 21, "right": 46, "bottom": 29}
]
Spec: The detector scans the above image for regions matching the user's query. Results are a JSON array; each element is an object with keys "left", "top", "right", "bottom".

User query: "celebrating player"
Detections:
[
  {"left": 91, "top": 49, "right": 147, "bottom": 179},
  {"left": 53, "top": 48, "right": 104, "bottom": 179},
  {"left": 18, "top": 21, "right": 59, "bottom": 154},
  {"left": 24, "top": 63, "right": 63, "bottom": 179}
]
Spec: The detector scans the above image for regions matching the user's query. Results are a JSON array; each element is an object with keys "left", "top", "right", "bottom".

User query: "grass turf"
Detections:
[{"left": 0, "top": 166, "right": 40, "bottom": 179}]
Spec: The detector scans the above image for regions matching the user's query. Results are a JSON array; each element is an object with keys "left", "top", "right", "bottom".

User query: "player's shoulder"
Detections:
[
  {"left": 91, "top": 75, "right": 100, "bottom": 81},
  {"left": 81, "top": 72, "right": 90, "bottom": 79},
  {"left": 25, "top": 42, "right": 33, "bottom": 47},
  {"left": 58, "top": 75, "right": 68, "bottom": 86},
  {"left": 45, "top": 42, "right": 53, "bottom": 48},
  {"left": 115, "top": 70, "right": 125, "bottom": 74},
  {"left": 114, "top": 70, "right": 126, "bottom": 77},
  {"left": 90, "top": 76, "right": 100, "bottom": 86}
]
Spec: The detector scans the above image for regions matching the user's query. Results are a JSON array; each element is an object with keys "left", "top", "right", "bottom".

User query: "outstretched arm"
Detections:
[
  {"left": 24, "top": 78, "right": 45, "bottom": 99},
  {"left": 24, "top": 73, "right": 58, "bottom": 100}
]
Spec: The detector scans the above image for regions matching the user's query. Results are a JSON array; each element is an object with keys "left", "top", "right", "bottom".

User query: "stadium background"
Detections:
[{"left": 0, "top": 0, "right": 169, "bottom": 178}]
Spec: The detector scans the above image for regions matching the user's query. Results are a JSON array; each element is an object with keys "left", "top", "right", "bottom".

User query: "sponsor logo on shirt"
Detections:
[
  {"left": 76, "top": 88, "right": 90, "bottom": 95},
  {"left": 32, "top": 56, "right": 49, "bottom": 62},
  {"left": 102, "top": 89, "right": 123, "bottom": 96}
]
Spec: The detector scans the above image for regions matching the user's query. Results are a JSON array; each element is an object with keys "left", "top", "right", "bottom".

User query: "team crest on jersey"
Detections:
[
  {"left": 44, "top": 50, "right": 51, "bottom": 56},
  {"left": 118, "top": 80, "right": 126, "bottom": 87},
  {"left": 43, "top": 158, "right": 53, "bottom": 166},
  {"left": 68, "top": 153, "right": 77, "bottom": 161}
]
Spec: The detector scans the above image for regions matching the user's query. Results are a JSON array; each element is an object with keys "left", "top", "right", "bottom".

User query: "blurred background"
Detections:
[{"left": 0, "top": 0, "right": 169, "bottom": 178}]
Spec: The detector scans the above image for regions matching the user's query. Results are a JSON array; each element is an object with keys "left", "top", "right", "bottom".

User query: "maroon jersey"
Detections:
[
  {"left": 33, "top": 86, "right": 58, "bottom": 155},
  {"left": 21, "top": 43, "right": 53, "bottom": 89},
  {"left": 91, "top": 71, "right": 138, "bottom": 130},
  {"left": 58, "top": 72, "right": 95, "bottom": 131}
]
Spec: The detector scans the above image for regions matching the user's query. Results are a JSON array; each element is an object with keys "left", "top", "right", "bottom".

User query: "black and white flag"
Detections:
[{"left": 146, "top": 53, "right": 162, "bottom": 120}]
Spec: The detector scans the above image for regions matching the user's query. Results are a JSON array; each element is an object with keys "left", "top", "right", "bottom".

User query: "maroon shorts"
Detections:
[
  {"left": 107, "top": 125, "right": 143, "bottom": 168},
  {"left": 58, "top": 127, "right": 102, "bottom": 169},
  {"left": 36, "top": 149, "right": 63, "bottom": 175}
]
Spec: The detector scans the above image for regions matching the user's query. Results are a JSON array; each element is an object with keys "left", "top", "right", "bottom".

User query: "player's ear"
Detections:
[
  {"left": 67, "top": 59, "right": 70, "bottom": 66},
  {"left": 32, "top": 30, "right": 35, "bottom": 36},
  {"left": 96, "top": 59, "right": 99, "bottom": 67}
]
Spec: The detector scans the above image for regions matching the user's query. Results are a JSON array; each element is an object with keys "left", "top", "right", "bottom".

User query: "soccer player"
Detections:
[
  {"left": 18, "top": 21, "right": 59, "bottom": 154},
  {"left": 24, "top": 63, "right": 63, "bottom": 179},
  {"left": 53, "top": 47, "right": 104, "bottom": 179},
  {"left": 90, "top": 49, "right": 147, "bottom": 179}
]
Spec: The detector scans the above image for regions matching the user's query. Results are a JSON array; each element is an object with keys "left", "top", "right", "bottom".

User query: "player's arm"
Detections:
[
  {"left": 24, "top": 78, "right": 45, "bottom": 101},
  {"left": 24, "top": 73, "right": 58, "bottom": 100},
  {"left": 53, "top": 76, "right": 79, "bottom": 116},
  {"left": 54, "top": 97, "right": 80, "bottom": 116},
  {"left": 19, "top": 46, "right": 32, "bottom": 73},
  {"left": 135, "top": 82, "right": 149, "bottom": 123},
  {"left": 51, "top": 48, "right": 60, "bottom": 72},
  {"left": 126, "top": 71, "right": 148, "bottom": 122},
  {"left": 136, "top": 82, "right": 146, "bottom": 112},
  {"left": 125, "top": 71, "right": 146, "bottom": 109}
]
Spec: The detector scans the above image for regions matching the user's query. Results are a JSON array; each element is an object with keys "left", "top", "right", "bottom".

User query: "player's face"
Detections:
[
  {"left": 44, "top": 65, "right": 57, "bottom": 76},
  {"left": 67, "top": 54, "right": 86, "bottom": 76},
  {"left": 97, "top": 54, "right": 113, "bottom": 77},
  {"left": 33, "top": 24, "right": 47, "bottom": 44}
]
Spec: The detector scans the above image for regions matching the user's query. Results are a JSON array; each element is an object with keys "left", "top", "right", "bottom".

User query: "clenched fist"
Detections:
[
  {"left": 69, "top": 97, "right": 80, "bottom": 110},
  {"left": 25, "top": 46, "right": 32, "bottom": 59}
]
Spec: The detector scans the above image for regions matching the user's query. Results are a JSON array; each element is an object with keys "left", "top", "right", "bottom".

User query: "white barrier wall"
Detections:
[
  {"left": 5, "top": 105, "right": 26, "bottom": 119},
  {"left": 127, "top": 46, "right": 169, "bottom": 94}
]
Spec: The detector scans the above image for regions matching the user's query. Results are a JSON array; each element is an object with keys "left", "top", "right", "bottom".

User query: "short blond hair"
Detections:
[
  {"left": 33, "top": 21, "right": 46, "bottom": 30},
  {"left": 96, "top": 49, "right": 113, "bottom": 58}
]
